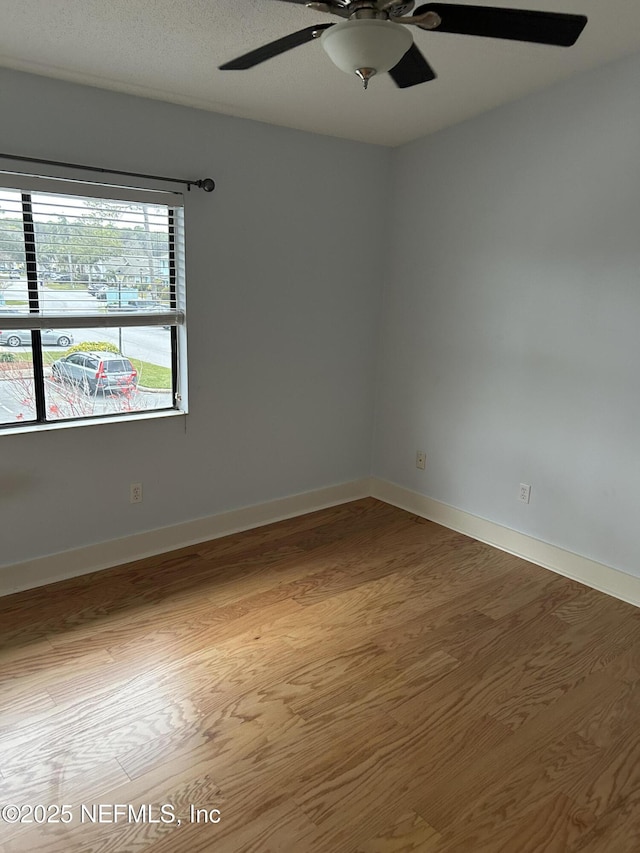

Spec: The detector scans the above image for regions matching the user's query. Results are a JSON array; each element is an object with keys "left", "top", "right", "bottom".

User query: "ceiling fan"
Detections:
[{"left": 220, "top": 1, "right": 587, "bottom": 90}]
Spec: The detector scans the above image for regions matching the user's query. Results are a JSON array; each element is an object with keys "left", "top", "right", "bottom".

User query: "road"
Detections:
[{"left": 0, "top": 281, "right": 172, "bottom": 367}]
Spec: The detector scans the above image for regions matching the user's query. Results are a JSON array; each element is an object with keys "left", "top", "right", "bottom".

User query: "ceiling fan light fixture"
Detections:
[{"left": 320, "top": 19, "right": 413, "bottom": 84}]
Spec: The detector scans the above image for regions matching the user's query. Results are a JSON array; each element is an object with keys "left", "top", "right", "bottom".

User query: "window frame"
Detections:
[{"left": 0, "top": 175, "right": 187, "bottom": 431}]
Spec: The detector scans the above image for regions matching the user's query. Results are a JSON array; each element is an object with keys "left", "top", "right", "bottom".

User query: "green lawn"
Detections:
[
  {"left": 0, "top": 352, "right": 32, "bottom": 364},
  {"left": 44, "top": 281, "right": 87, "bottom": 291},
  {"left": 128, "top": 358, "right": 171, "bottom": 390}
]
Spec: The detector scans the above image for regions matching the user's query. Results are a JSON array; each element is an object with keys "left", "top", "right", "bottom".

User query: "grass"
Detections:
[
  {"left": 128, "top": 358, "right": 171, "bottom": 390},
  {"left": 44, "top": 281, "right": 87, "bottom": 291},
  {"left": 0, "top": 352, "right": 32, "bottom": 363},
  {"left": 0, "top": 352, "right": 171, "bottom": 390}
]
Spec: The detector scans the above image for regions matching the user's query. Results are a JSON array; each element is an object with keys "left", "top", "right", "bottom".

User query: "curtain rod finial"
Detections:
[{"left": 194, "top": 178, "right": 215, "bottom": 192}]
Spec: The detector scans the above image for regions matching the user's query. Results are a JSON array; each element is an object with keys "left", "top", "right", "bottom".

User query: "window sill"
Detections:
[{"left": 0, "top": 407, "right": 186, "bottom": 437}]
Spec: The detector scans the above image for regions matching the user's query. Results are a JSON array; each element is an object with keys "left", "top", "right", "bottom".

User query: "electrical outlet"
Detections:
[
  {"left": 416, "top": 450, "right": 426, "bottom": 470},
  {"left": 130, "top": 482, "right": 143, "bottom": 504},
  {"left": 519, "top": 483, "right": 531, "bottom": 504}
]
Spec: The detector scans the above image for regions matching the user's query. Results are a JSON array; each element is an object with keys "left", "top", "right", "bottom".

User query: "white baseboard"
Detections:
[
  {"left": 0, "top": 478, "right": 372, "bottom": 598},
  {"left": 371, "top": 478, "right": 640, "bottom": 608},
  {"left": 5, "top": 475, "right": 638, "bottom": 608}
]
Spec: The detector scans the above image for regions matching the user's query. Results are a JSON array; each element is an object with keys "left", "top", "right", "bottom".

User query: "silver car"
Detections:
[
  {"left": 51, "top": 351, "right": 138, "bottom": 394},
  {"left": 0, "top": 328, "right": 74, "bottom": 348}
]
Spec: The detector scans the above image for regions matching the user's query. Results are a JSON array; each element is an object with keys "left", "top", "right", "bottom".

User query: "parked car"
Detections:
[
  {"left": 55, "top": 274, "right": 89, "bottom": 283},
  {"left": 132, "top": 301, "right": 169, "bottom": 311},
  {"left": 0, "top": 329, "right": 74, "bottom": 348},
  {"left": 51, "top": 351, "right": 138, "bottom": 394},
  {"left": 9, "top": 270, "right": 21, "bottom": 280},
  {"left": 109, "top": 300, "right": 168, "bottom": 312},
  {"left": 105, "top": 300, "right": 167, "bottom": 311},
  {"left": 87, "top": 282, "right": 108, "bottom": 296}
]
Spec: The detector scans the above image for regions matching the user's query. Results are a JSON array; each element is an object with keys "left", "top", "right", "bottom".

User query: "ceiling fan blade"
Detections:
[
  {"left": 389, "top": 44, "right": 437, "bottom": 88},
  {"left": 219, "top": 24, "right": 334, "bottom": 70},
  {"left": 414, "top": 4, "right": 587, "bottom": 46}
]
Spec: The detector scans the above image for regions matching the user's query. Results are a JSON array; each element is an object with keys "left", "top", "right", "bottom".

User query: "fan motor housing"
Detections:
[{"left": 388, "top": 2, "right": 416, "bottom": 18}]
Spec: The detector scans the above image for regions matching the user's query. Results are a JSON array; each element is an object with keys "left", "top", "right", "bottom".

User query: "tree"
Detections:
[
  {"left": 0, "top": 212, "right": 26, "bottom": 301},
  {"left": 34, "top": 216, "right": 123, "bottom": 283},
  {"left": 0, "top": 217, "right": 24, "bottom": 265}
]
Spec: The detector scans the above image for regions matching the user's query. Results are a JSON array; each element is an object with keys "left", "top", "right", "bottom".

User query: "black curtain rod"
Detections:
[{"left": 0, "top": 153, "right": 215, "bottom": 192}]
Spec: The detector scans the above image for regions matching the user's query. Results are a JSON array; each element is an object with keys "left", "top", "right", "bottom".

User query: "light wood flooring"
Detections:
[{"left": 1, "top": 498, "right": 640, "bottom": 852}]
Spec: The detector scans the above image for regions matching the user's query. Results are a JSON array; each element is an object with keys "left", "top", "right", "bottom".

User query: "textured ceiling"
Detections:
[{"left": 2, "top": 0, "right": 640, "bottom": 146}]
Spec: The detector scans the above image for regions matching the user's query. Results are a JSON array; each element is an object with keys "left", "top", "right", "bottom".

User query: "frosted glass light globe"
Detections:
[{"left": 321, "top": 19, "right": 412, "bottom": 77}]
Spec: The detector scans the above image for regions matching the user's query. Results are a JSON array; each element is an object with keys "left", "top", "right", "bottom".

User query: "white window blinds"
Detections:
[{"left": 0, "top": 178, "right": 184, "bottom": 330}]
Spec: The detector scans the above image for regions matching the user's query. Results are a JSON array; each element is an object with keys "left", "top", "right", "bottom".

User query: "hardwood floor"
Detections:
[{"left": 1, "top": 497, "right": 640, "bottom": 852}]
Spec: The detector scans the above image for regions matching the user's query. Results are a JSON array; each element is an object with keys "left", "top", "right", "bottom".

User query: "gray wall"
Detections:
[
  {"left": 374, "top": 51, "right": 640, "bottom": 577},
  {"left": 0, "top": 69, "right": 389, "bottom": 568},
  {"left": 4, "top": 50, "right": 640, "bottom": 579}
]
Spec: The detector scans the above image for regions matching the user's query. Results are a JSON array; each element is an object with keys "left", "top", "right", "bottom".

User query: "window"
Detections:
[{"left": 0, "top": 176, "right": 186, "bottom": 429}]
